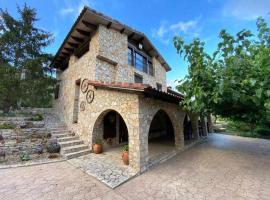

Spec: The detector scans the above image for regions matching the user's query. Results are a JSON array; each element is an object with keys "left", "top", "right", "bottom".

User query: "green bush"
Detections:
[
  {"left": 122, "top": 145, "right": 129, "bottom": 152},
  {"left": 0, "top": 123, "right": 16, "bottom": 129},
  {"left": 256, "top": 128, "right": 270, "bottom": 136},
  {"left": 94, "top": 138, "right": 103, "bottom": 145},
  {"left": 31, "top": 114, "right": 43, "bottom": 121},
  {"left": 20, "top": 152, "right": 30, "bottom": 161}
]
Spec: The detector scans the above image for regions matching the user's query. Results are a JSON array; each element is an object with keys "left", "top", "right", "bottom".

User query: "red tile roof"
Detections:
[{"left": 88, "top": 80, "right": 183, "bottom": 104}]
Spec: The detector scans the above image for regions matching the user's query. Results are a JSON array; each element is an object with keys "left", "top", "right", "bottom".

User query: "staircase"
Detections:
[{"left": 48, "top": 123, "right": 91, "bottom": 159}]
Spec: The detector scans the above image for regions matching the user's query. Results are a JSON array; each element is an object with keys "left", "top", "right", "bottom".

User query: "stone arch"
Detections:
[
  {"left": 92, "top": 109, "right": 129, "bottom": 150},
  {"left": 146, "top": 109, "right": 182, "bottom": 159}
]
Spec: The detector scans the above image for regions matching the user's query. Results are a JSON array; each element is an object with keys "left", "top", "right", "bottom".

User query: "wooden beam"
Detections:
[
  {"left": 76, "top": 28, "right": 91, "bottom": 37},
  {"left": 138, "top": 36, "right": 144, "bottom": 43},
  {"left": 64, "top": 47, "right": 74, "bottom": 52},
  {"left": 61, "top": 52, "right": 70, "bottom": 56},
  {"left": 128, "top": 32, "right": 135, "bottom": 39},
  {"left": 147, "top": 48, "right": 154, "bottom": 54},
  {"left": 107, "top": 22, "right": 112, "bottom": 29},
  {"left": 120, "top": 28, "right": 125, "bottom": 34},
  {"left": 67, "top": 42, "right": 79, "bottom": 48},
  {"left": 71, "top": 36, "right": 84, "bottom": 43},
  {"left": 82, "top": 20, "right": 97, "bottom": 30}
]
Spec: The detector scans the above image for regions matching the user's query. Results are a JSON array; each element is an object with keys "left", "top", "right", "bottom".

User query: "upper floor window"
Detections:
[
  {"left": 128, "top": 44, "right": 153, "bottom": 76},
  {"left": 156, "top": 83, "right": 162, "bottom": 91},
  {"left": 134, "top": 73, "right": 143, "bottom": 83},
  {"left": 128, "top": 47, "right": 133, "bottom": 66}
]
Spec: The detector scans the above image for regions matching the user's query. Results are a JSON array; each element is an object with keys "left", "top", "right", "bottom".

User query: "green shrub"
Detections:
[
  {"left": 94, "top": 138, "right": 103, "bottom": 145},
  {"left": 31, "top": 114, "right": 43, "bottom": 121},
  {"left": 0, "top": 123, "right": 16, "bottom": 129},
  {"left": 122, "top": 145, "right": 128, "bottom": 152},
  {"left": 256, "top": 128, "right": 270, "bottom": 136},
  {"left": 20, "top": 152, "right": 30, "bottom": 161}
]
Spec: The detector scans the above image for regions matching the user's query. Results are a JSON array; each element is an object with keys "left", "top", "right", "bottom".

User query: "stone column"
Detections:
[
  {"left": 175, "top": 123, "right": 184, "bottom": 150},
  {"left": 189, "top": 113, "right": 199, "bottom": 140}
]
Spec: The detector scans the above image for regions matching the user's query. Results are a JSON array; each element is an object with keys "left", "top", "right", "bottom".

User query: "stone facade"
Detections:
[{"left": 54, "top": 24, "right": 199, "bottom": 172}]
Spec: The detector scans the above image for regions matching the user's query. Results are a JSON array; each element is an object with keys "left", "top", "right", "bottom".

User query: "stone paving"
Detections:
[
  {"left": 68, "top": 148, "right": 137, "bottom": 188},
  {"left": 1, "top": 133, "right": 270, "bottom": 200}
]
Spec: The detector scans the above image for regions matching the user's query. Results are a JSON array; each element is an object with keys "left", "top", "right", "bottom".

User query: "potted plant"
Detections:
[
  {"left": 122, "top": 145, "right": 129, "bottom": 165},
  {"left": 93, "top": 138, "right": 103, "bottom": 154}
]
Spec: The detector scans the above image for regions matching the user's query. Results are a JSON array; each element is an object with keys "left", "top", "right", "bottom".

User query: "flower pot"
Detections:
[
  {"left": 122, "top": 151, "right": 129, "bottom": 165},
  {"left": 93, "top": 144, "right": 103, "bottom": 154}
]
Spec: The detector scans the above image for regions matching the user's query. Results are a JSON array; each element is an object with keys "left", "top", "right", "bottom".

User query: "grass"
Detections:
[
  {"left": 30, "top": 114, "right": 43, "bottom": 121},
  {"left": 214, "top": 118, "right": 270, "bottom": 139},
  {"left": 0, "top": 123, "right": 16, "bottom": 129}
]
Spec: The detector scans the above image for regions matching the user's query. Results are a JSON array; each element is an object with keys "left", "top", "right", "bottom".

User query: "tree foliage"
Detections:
[
  {"left": 174, "top": 17, "right": 270, "bottom": 130},
  {"left": 0, "top": 4, "right": 56, "bottom": 112}
]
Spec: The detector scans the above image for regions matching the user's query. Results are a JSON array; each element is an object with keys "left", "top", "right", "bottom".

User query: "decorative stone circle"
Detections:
[
  {"left": 81, "top": 79, "right": 89, "bottom": 93},
  {"left": 86, "top": 90, "right": 94, "bottom": 104},
  {"left": 80, "top": 101, "right": 86, "bottom": 111}
]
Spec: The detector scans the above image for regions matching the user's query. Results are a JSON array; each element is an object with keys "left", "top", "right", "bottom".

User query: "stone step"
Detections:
[
  {"left": 62, "top": 144, "right": 89, "bottom": 154},
  {"left": 58, "top": 136, "right": 80, "bottom": 142},
  {"left": 50, "top": 130, "right": 68, "bottom": 134},
  {"left": 53, "top": 133, "right": 74, "bottom": 138},
  {"left": 64, "top": 149, "right": 91, "bottom": 159},
  {"left": 49, "top": 128, "right": 68, "bottom": 131},
  {"left": 59, "top": 140, "right": 84, "bottom": 148}
]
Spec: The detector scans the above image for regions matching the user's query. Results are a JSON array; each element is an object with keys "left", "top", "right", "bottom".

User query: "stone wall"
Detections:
[
  {"left": 53, "top": 25, "right": 181, "bottom": 172},
  {"left": 95, "top": 25, "right": 167, "bottom": 91},
  {"left": 137, "top": 95, "right": 186, "bottom": 171}
]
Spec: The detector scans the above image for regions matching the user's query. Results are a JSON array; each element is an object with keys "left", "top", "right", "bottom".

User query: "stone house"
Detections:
[{"left": 51, "top": 7, "right": 206, "bottom": 172}]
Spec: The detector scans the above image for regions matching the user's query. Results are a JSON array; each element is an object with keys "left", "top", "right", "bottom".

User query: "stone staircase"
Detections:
[{"left": 48, "top": 123, "right": 91, "bottom": 159}]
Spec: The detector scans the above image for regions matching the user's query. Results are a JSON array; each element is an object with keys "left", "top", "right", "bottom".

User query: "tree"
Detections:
[
  {"left": 0, "top": 4, "right": 56, "bottom": 111},
  {"left": 213, "top": 18, "right": 270, "bottom": 131},
  {"left": 174, "top": 17, "right": 270, "bottom": 132},
  {"left": 0, "top": 63, "right": 20, "bottom": 113}
]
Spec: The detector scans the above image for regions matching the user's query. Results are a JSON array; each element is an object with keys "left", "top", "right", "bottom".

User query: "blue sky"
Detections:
[{"left": 1, "top": 0, "right": 270, "bottom": 87}]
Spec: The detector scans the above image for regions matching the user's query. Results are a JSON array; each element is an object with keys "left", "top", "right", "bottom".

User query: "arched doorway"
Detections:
[
  {"left": 92, "top": 110, "right": 128, "bottom": 150},
  {"left": 148, "top": 110, "right": 176, "bottom": 159},
  {"left": 184, "top": 114, "right": 193, "bottom": 144}
]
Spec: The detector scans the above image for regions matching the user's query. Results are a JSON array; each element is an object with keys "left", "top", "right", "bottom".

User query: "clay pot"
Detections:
[
  {"left": 93, "top": 144, "right": 102, "bottom": 154},
  {"left": 122, "top": 151, "right": 129, "bottom": 165}
]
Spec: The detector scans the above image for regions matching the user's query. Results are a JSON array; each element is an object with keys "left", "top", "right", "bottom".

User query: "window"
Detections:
[
  {"left": 148, "top": 61, "right": 154, "bottom": 76},
  {"left": 135, "top": 52, "right": 147, "bottom": 72},
  {"left": 134, "top": 73, "right": 143, "bottom": 83},
  {"left": 156, "top": 83, "right": 162, "bottom": 91},
  {"left": 128, "top": 44, "right": 153, "bottom": 76},
  {"left": 128, "top": 47, "right": 133, "bottom": 66}
]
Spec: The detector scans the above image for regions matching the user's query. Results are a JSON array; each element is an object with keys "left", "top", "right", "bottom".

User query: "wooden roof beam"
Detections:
[
  {"left": 138, "top": 36, "right": 144, "bottom": 43},
  {"left": 82, "top": 20, "right": 97, "bottom": 30},
  {"left": 64, "top": 47, "right": 74, "bottom": 53},
  {"left": 128, "top": 32, "right": 135, "bottom": 39},
  {"left": 120, "top": 28, "right": 125, "bottom": 34},
  {"left": 71, "top": 36, "right": 84, "bottom": 43},
  {"left": 107, "top": 22, "right": 112, "bottom": 29},
  {"left": 61, "top": 52, "right": 70, "bottom": 56},
  {"left": 67, "top": 42, "right": 79, "bottom": 48},
  {"left": 76, "top": 28, "right": 91, "bottom": 37}
]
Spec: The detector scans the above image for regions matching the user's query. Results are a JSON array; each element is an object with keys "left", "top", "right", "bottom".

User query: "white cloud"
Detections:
[
  {"left": 152, "top": 17, "right": 201, "bottom": 44},
  {"left": 170, "top": 20, "right": 198, "bottom": 34},
  {"left": 223, "top": 0, "right": 270, "bottom": 20},
  {"left": 59, "top": 7, "right": 74, "bottom": 16},
  {"left": 59, "top": 0, "right": 97, "bottom": 17}
]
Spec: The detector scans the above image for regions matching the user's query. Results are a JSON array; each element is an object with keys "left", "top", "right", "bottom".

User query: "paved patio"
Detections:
[{"left": 1, "top": 133, "right": 270, "bottom": 200}]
